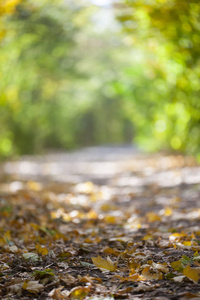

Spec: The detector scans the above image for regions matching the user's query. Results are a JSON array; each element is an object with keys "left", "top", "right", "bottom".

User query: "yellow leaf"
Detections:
[
  {"left": 0, "top": 237, "right": 5, "bottom": 246},
  {"left": 164, "top": 207, "right": 173, "bottom": 216},
  {"left": 141, "top": 266, "right": 163, "bottom": 280},
  {"left": 171, "top": 260, "right": 183, "bottom": 272},
  {"left": 146, "top": 212, "right": 161, "bottom": 222},
  {"left": 87, "top": 210, "right": 98, "bottom": 219},
  {"left": 4, "top": 230, "right": 11, "bottom": 243},
  {"left": 91, "top": 255, "right": 117, "bottom": 272},
  {"left": 35, "top": 244, "right": 48, "bottom": 256},
  {"left": 183, "top": 265, "right": 200, "bottom": 283},
  {"left": 69, "top": 286, "right": 90, "bottom": 300},
  {"left": 122, "top": 274, "right": 139, "bottom": 282},
  {"left": 142, "top": 235, "right": 153, "bottom": 241},
  {"left": 169, "top": 232, "right": 187, "bottom": 241},
  {"left": 103, "top": 246, "right": 121, "bottom": 256},
  {"left": 104, "top": 215, "right": 116, "bottom": 224},
  {"left": 183, "top": 241, "right": 192, "bottom": 246},
  {"left": 27, "top": 181, "right": 42, "bottom": 191}
]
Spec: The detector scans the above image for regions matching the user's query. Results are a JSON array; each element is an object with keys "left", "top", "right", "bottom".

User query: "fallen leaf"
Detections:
[
  {"left": 152, "top": 262, "right": 169, "bottom": 273},
  {"left": 91, "top": 255, "right": 117, "bottom": 272},
  {"left": 146, "top": 212, "right": 161, "bottom": 222},
  {"left": 48, "top": 287, "right": 70, "bottom": 299},
  {"left": 22, "top": 252, "right": 40, "bottom": 262},
  {"left": 171, "top": 260, "right": 183, "bottom": 272},
  {"left": 36, "top": 244, "right": 48, "bottom": 256},
  {"left": 102, "top": 246, "right": 121, "bottom": 256},
  {"left": 169, "top": 232, "right": 187, "bottom": 242},
  {"left": 9, "top": 245, "right": 18, "bottom": 253},
  {"left": 22, "top": 280, "right": 44, "bottom": 293},
  {"left": 141, "top": 266, "right": 163, "bottom": 280},
  {"left": 164, "top": 207, "right": 173, "bottom": 217},
  {"left": 68, "top": 286, "right": 91, "bottom": 299},
  {"left": 183, "top": 264, "right": 200, "bottom": 283},
  {"left": 121, "top": 274, "right": 139, "bottom": 282},
  {"left": 172, "top": 275, "right": 185, "bottom": 282}
]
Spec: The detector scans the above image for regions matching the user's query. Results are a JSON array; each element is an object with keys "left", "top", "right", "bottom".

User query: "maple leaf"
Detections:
[{"left": 91, "top": 255, "right": 117, "bottom": 272}]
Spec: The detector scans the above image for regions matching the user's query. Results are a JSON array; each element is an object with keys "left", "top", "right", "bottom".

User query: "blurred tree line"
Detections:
[
  {"left": 0, "top": 0, "right": 134, "bottom": 158},
  {"left": 0, "top": 0, "right": 200, "bottom": 158},
  {"left": 117, "top": 0, "right": 200, "bottom": 156}
]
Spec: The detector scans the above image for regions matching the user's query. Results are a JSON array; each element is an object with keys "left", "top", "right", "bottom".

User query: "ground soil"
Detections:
[{"left": 1, "top": 146, "right": 200, "bottom": 299}]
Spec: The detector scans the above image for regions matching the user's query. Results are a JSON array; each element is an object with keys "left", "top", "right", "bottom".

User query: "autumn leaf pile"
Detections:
[{"left": 1, "top": 155, "right": 200, "bottom": 299}]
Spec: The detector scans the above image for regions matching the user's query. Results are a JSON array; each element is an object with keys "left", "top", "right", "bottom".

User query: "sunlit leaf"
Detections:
[
  {"left": 27, "top": 181, "right": 42, "bottom": 191},
  {"left": 152, "top": 262, "right": 169, "bottom": 273},
  {"left": 141, "top": 266, "right": 163, "bottom": 280},
  {"left": 91, "top": 255, "right": 117, "bottom": 272},
  {"left": 121, "top": 274, "right": 139, "bottom": 282},
  {"left": 164, "top": 207, "right": 173, "bottom": 217},
  {"left": 104, "top": 215, "right": 117, "bottom": 224},
  {"left": 183, "top": 241, "right": 192, "bottom": 246},
  {"left": 183, "top": 265, "right": 200, "bottom": 283},
  {"left": 169, "top": 232, "right": 187, "bottom": 241},
  {"left": 68, "top": 286, "right": 91, "bottom": 300}
]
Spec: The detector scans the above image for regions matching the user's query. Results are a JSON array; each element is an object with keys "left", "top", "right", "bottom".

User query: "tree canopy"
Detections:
[
  {"left": 0, "top": 0, "right": 200, "bottom": 158},
  {"left": 117, "top": 0, "right": 200, "bottom": 155}
]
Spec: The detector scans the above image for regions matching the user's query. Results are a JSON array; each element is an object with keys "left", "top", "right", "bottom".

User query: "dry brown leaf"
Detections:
[
  {"left": 152, "top": 262, "right": 169, "bottom": 273},
  {"left": 172, "top": 276, "right": 186, "bottom": 282},
  {"left": 22, "top": 280, "right": 44, "bottom": 293},
  {"left": 141, "top": 266, "right": 163, "bottom": 280},
  {"left": 48, "top": 287, "right": 69, "bottom": 299}
]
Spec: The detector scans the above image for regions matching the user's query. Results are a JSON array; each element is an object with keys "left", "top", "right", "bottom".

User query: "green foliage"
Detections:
[
  {"left": 0, "top": 0, "right": 135, "bottom": 158},
  {"left": 117, "top": 0, "right": 200, "bottom": 155},
  {"left": 1, "top": 0, "right": 199, "bottom": 158}
]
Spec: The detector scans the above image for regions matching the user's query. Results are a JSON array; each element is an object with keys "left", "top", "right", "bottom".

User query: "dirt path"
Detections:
[{"left": 1, "top": 146, "right": 200, "bottom": 299}]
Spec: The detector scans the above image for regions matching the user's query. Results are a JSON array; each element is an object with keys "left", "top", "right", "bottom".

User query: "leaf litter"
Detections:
[{"left": 1, "top": 153, "right": 200, "bottom": 299}]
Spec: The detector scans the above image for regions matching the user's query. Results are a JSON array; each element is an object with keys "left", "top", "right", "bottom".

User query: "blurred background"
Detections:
[{"left": 0, "top": 0, "right": 200, "bottom": 159}]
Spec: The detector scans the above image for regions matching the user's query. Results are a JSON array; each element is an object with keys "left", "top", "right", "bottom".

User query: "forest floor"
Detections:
[{"left": 1, "top": 146, "right": 200, "bottom": 299}]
